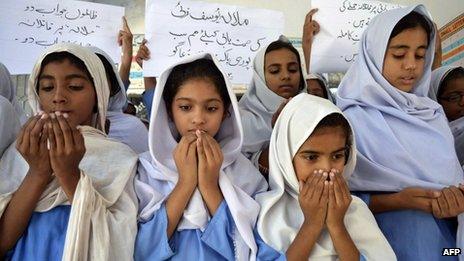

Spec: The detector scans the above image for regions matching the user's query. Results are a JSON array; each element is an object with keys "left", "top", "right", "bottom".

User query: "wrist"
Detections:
[
  {"left": 198, "top": 177, "right": 219, "bottom": 191},
  {"left": 177, "top": 177, "right": 197, "bottom": 191},
  {"left": 54, "top": 168, "right": 80, "bottom": 179},
  {"left": 327, "top": 220, "right": 346, "bottom": 234},
  {"left": 302, "top": 219, "right": 324, "bottom": 232}
]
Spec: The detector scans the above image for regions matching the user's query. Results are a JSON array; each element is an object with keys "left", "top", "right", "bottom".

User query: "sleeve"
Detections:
[
  {"left": 141, "top": 89, "right": 155, "bottom": 119},
  {"left": 254, "top": 228, "right": 286, "bottom": 261},
  {"left": 134, "top": 203, "right": 175, "bottom": 260},
  {"left": 360, "top": 254, "right": 367, "bottom": 261},
  {"left": 200, "top": 201, "right": 236, "bottom": 260},
  {"left": 351, "top": 192, "right": 371, "bottom": 206}
]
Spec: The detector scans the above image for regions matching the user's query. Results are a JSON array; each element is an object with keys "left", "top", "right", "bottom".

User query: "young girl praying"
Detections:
[
  {"left": 336, "top": 5, "right": 464, "bottom": 260},
  {"left": 255, "top": 93, "right": 395, "bottom": 260},
  {"left": 0, "top": 44, "right": 138, "bottom": 260},
  {"left": 134, "top": 53, "right": 268, "bottom": 260}
]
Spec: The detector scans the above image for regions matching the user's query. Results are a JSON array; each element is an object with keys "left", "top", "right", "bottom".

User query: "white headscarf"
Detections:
[
  {"left": 89, "top": 46, "right": 149, "bottom": 154},
  {"left": 336, "top": 5, "right": 463, "bottom": 191},
  {"left": 0, "top": 43, "right": 138, "bottom": 260},
  {"left": 256, "top": 93, "right": 395, "bottom": 260},
  {"left": 0, "top": 62, "right": 27, "bottom": 124},
  {"left": 306, "top": 73, "right": 336, "bottom": 104},
  {"left": 135, "top": 53, "right": 268, "bottom": 260},
  {"left": 0, "top": 96, "right": 20, "bottom": 156},
  {"left": 239, "top": 35, "right": 307, "bottom": 162},
  {"left": 429, "top": 66, "right": 464, "bottom": 166}
]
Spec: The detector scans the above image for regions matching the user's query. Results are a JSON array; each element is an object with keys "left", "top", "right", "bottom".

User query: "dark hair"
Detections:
[
  {"left": 37, "top": 52, "right": 93, "bottom": 92},
  {"left": 389, "top": 11, "right": 432, "bottom": 45},
  {"left": 96, "top": 53, "right": 121, "bottom": 97},
  {"left": 313, "top": 113, "right": 352, "bottom": 164},
  {"left": 265, "top": 40, "right": 305, "bottom": 91},
  {"left": 163, "top": 59, "right": 231, "bottom": 114},
  {"left": 438, "top": 67, "right": 464, "bottom": 98}
]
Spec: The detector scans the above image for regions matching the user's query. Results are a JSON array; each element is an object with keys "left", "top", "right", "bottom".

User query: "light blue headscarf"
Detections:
[
  {"left": 336, "top": 4, "right": 463, "bottom": 191},
  {"left": 0, "top": 95, "right": 20, "bottom": 156},
  {"left": 429, "top": 66, "right": 464, "bottom": 166}
]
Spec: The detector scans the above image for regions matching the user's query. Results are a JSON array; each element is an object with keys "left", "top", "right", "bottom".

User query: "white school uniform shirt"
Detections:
[
  {"left": 0, "top": 43, "right": 138, "bottom": 261},
  {"left": 135, "top": 53, "right": 268, "bottom": 261}
]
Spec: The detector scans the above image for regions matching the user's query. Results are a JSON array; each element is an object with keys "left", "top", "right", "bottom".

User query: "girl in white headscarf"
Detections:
[
  {"left": 305, "top": 73, "right": 336, "bottom": 104},
  {"left": 0, "top": 43, "right": 138, "bottom": 260},
  {"left": 255, "top": 93, "right": 395, "bottom": 260},
  {"left": 134, "top": 53, "right": 268, "bottom": 260},
  {"left": 239, "top": 36, "right": 306, "bottom": 176},
  {"left": 0, "top": 96, "right": 20, "bottom": 157},
  {"left": 336, "top": 5, "right": 464, "bottom": 260},
  {"left": 89, "top": 46, "right": 149, "bottom": 154},
  {"left": 0, "top": 63, "right": 27, "bottom": 124},
  {"left": 429, "top": 66, "right": 464, "bottom": 166}
]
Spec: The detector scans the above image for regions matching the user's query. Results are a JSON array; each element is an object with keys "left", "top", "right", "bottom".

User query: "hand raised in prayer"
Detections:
[
  {"left": 46, "top": 112, "right": 85, "bottom": 179},
  {"left": 16, "top": 114, "right": 52, "bottom": 180},
  {"left": 271, "top": 98, "right": 291, "bottom": 128},
  {"left": 196, "top": 130, "right": 223, "bottom": 190},
  {"left": 432, "top": 186, "right": 464, "bottom": 218},
  {"left": 118, "top": 16, "right": 133, "bottom": 65},
  {"left": 395, "top": 187, "right": 441, "bottom": 213},
  {"left": 173, "top": 133, "right": 198, "bottom": 189},
  {"left": 326, "top": 169, "right": 352, "bottom": 230},
  {"left": 302, "top": 9, "right": 320, "bottom": 47},
  {"left": 135, "top": 39, "right": 150, "bottom": 69},
  {"left": 299, "top": 170, "right": 329, "bottom": 230}
]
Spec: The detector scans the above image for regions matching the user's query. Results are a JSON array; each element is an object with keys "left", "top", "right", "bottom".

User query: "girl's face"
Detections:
[
  {"left": 439, "top": 76, "right": 464, "bottom": 121},
  {"left": 382, "top": 26, "right": 428, "bottom": 92},
  {"left": 38, "top": 58, "right": 96, "bottom": 127},
  {"left": 293, "top": 126, "right": 347, "bottom": 182},
  {"left": 264, "top": 48, "right": 301, "bottom": 99},
  {"left": 306, "top": 79, "right": 326, "bottom": 98},
  {"left": 171, "top": 78, "right": 226, "bottom": 137}
]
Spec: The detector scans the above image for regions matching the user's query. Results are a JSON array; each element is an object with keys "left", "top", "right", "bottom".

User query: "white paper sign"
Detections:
[
  {"left": 0, "top": 0, "right": 124, "bottom": 75},
  {"left": 310, "top": 0, "right": 401, "bottom": 73},
  {"left": 144, "top": 0, "right": 285, "bottom": 85}
]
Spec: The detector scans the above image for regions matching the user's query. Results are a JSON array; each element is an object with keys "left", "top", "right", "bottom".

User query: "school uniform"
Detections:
[
  {"left": 89, "top": 47, "right": 149, "bottom": 154},
  {"left": 429, "top": 66, "right": 464, "bottom": 166},
  {"left": 238, "top": 36, "right": 306, "bottom": 167},
  {"left": 255, "top": 93, "right": 395, "bottom": 260},
  {"left": 336, "top": 5, "right": 463, "bottom": 260},
  {"left": 1, "top": 44, "right": 138, "bottom": 260},
  {"left": 134, "top": 53, "right": 268, "bottom": 260}
]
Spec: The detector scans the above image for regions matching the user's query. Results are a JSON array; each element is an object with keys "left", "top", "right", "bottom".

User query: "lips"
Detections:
[{"left": 399, "top": 76, "right": 415, "bottom": 85}]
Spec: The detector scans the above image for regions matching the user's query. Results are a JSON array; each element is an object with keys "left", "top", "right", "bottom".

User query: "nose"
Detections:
[
  {"left": 191, "top": 108, "right": 206, "bottom": 125},
  {"left": 281, "top": 70, "right": 291, "bottom": 80},
  {"left": 403, "top": 55, "right": 417, "bottom": 71},
  {"left": 317, "top": 158, "right": 332, "bottom": 173},
  {"left": 52, "top": 86, "right": 67, "bottom": 104}
]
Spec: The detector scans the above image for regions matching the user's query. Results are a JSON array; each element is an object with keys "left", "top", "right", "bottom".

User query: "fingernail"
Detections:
[
  {"left": 313, "top": 170, "right": 318, "bottom": 174},
  {"left": 330, "top": 172, "right": 334, "bottom": 178},
  {"left": 324, "top": 181, "right": 328, "bottom": 185},
  {"left": 50, "top": 114, "right": 56, "bottom": 119},
  {"left": 318, "top": 169, "right": 323, "bottom": 174},
  {"left": 299, "top": 181, "right": 303, "bottom": 192},
  {"left": 40, "top": 114, "right": 48, "bottom": 120},
  {"left": 38, "top": 111, "right": 44, "bottom": 116},
  {"left": 55, "top": 111, "right": 61, "bottom": 116},
  {"left": 434, "top": 191, "right": 441, "bottom": 197},
  {"left": 323, "top": 172, "right": 328, "bottom": 177},
  {"left": 63, "top": 113, "right": 69, "bottom": 119}
]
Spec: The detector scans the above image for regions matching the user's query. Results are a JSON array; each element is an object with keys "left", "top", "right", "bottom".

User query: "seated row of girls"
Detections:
[
  {"left": 336, "top": 5, "right": 464, "bottom": 260},
  {"left": 0, "top": 44, "right": 139, "bottom": 260},
  {"left": 0, "top": 95, "right": 19, "bottom": 157},
  {"left": 429, "top": 65, "right": 464, "bottom": 166}
]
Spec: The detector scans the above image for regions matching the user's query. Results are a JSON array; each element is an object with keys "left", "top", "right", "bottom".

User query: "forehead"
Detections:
[
  {"left": 388, "top": 27, "right": 428, "bottom": 48},
  {"left": 442, "top": 76, "right": 464, "bottom": 93},
  {"left": 265, "top": 48, "right": 299, "bottom": 65},
  {"left": 174, "top": 78, "right": 223, "bottom": 101},
  {"left": 298, "top": 126, "right": 347, "bottom": 152},
  {"left": 40, "top": 58, "right": 87, "bottom": 76}
]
